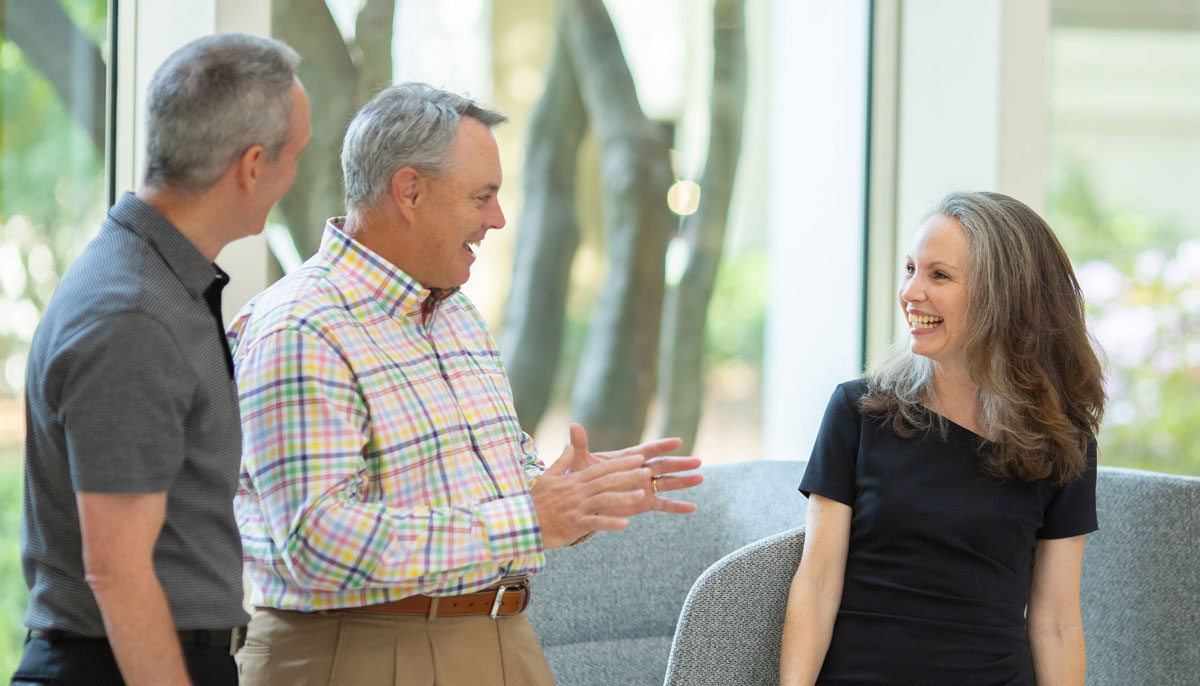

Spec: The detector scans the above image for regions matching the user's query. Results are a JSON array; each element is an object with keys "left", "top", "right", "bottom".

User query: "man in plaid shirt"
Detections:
[{"left": 229, "top": 83, "right": 703, "bottom": 686}]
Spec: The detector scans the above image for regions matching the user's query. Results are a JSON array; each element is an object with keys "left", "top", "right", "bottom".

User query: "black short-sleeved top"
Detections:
[{"left": 799, "top": 380, "right": 1097, "bottom": 686}]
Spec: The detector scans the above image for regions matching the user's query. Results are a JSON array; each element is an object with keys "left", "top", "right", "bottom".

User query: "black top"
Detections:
[
  {"left": 22, "top": 192, "right": 249, "bottom": 634},
  {"left": 799, "top": 380, "right": 1097, "bottom": 686}
]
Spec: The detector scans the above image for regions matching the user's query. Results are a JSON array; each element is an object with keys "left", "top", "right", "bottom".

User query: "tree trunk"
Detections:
[
  {"left": 499, "top": 9, "right": 587, "bottom": 433},
  {"left": 657, "top": 0, "right": 748, "bottom": 454},
  {"left": 272, "top": 0, "right": 394, "bottom": 258},
  {"left": 5, "top": 0, "right": 106, "bottom": 156},
  {"left": 354, "top": 0, "right": 396, "bottom": 102},
  {"left": 564, "top": 0, "right": 674, "bottom": 450}
]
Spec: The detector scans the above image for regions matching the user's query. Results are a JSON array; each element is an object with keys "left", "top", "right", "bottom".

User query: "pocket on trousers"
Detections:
[{"left": 238, "top": 637, "right": 272, "bottom": 656}]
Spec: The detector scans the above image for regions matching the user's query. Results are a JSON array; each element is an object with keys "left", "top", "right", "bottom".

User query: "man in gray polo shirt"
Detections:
[{"left": 12, "top": 33, "right": 310, "bottom": 686}]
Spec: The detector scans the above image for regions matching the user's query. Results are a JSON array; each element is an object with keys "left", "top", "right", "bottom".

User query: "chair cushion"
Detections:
[
  {"left": 544, "top": 636, "right": 673, "bottom": 686},
  {"left": 1082, "top": 466, "right": 1200, "bottom": 685}
]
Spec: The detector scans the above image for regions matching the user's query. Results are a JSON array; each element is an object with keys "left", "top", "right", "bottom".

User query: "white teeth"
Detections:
[{"left": 908, "top": 314, "right": 943, "bottom": 327}]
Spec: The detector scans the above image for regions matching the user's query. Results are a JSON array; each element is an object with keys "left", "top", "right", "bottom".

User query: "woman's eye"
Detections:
[
  {"left": 904, "top": 263, "right": 915, "bottom": 275},
  {"left": 933, "top": 271, "right": 949, "bottom": 280}
]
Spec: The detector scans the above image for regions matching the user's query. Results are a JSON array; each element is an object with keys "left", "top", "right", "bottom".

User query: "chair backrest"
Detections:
[
  {"left": 1083, "top": 466, "right": 1200, "bottom": 685},
  {"left": 664, "top": 465, "right": 1200, "bottom": 686},
  {"left": 527, "top": 460, "right": 806, "bottom": 686},
  {"left": 664, "top": 527, "right": 805, "bottom": 686}
]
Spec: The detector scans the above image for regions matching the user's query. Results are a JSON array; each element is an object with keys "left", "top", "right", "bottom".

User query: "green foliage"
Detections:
[
  {"left": 0, "top": 456, "right": 27, "bottom": 678},
  {"left": 1047, "top": 159, "right": 1189, "bottom": 269},
  {"left": 0, "top": 41, "right": 105, "bottom": 232},
  {"left": 706, "top": 251, "right": 766, "bottom": 366},
  {"left": 1048, "top": 161, "right": 1200, "bottom": 476}
]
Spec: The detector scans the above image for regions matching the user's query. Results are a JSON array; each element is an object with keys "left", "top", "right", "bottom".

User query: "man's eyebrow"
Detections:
[{"left": 470, "top": 183, "right": 500, "bottom": 195}]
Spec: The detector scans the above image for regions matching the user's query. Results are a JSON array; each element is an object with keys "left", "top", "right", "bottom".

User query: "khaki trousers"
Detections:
[{"left": 236, "top": 606, "right": 556, "bottom": 686}]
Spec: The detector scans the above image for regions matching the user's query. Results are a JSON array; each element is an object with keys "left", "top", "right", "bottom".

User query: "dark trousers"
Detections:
[{"left": 10, "top": 632, "right": 237, "bottom": 686}]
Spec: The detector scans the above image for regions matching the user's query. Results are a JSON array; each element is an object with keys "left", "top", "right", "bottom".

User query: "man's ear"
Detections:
[
  {"left": 235, "top": 144, "right": 267, "bottom": 192},
  {"left": 390, "top": 167, "right": 422, "bottom": 222}
]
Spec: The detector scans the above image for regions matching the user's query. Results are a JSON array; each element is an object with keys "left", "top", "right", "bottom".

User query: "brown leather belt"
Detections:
[{"left": 348, "top": 577, "right": 530, "bottom": 619}]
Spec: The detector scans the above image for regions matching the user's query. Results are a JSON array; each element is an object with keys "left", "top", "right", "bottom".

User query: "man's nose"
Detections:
[{"left": 489, "top": 199, "right": 506, "bottom": 231}]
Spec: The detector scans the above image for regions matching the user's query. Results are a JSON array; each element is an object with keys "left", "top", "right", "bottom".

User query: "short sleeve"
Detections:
[
  {"left": 52, "top": 312, "right": 195, "bottom": 493},
  {"left": 799, "top": 382, "right": 861, "bottom": 506},
  {"left": 1038, "top": 437, "right": 1099, "bottom": 539}
]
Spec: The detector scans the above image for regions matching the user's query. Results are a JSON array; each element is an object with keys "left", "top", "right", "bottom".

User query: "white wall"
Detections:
[
  {"left": 762, "top": 0, "right": 870, "bottom": 461},
  {"left": 112, "top": 0, "right": 272, "bottom": 319}
]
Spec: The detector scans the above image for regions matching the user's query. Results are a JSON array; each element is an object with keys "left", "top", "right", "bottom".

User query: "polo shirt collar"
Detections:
[
  {"left": 107, "top": 191, "right": 222, "bottom": 298},
  {"left": 319, "top": 218, "right": 459, "bottom": 319}
]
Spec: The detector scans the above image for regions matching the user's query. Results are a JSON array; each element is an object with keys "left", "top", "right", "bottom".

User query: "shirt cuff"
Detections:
[{"left": 479, "top": 494, "right": 544, "bottom": 560}]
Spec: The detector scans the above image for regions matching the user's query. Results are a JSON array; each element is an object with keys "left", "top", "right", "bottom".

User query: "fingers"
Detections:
[
  {"left": 577, "top": 514, "right": 631, "bottom": 532},
  {"left": 569, "top": 423, "right": 589, "bottom": 453},
  {"left": 652, "top": 497, "right": 698, "bottom": 514},
  {"left": 644, "top": 456, "right": 702, "bottom": 476},
  {"left": 648, "top": 472, "right": 704, "bottom": 494},
  {"left": 595, "top": 436, "right": 684, "bottom": 461},
  {"left": 545, "top": 444, "right": 573, "bottom": 475},
  {"left": 582, "top": 465, "right": 652, "bottom": 498},
  {"left": 582, "top": 488, "right": 649, "bottom": 518},
  {"left": 575, "top": 454, "right": 645, "bottom": 482}
]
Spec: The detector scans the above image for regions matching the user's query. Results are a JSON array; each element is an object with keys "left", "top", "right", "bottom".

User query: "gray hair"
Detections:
[
  {"left": 143, "top": 33, "right": 300, "bottom": 191},
  {"left": 862, "top": 191, "right": 1104, "bottom": 484},
  {"left": 341, "top": 83, "right": 507, "bottom": 211}
]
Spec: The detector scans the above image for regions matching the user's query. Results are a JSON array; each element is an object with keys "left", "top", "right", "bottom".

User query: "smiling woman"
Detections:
[
  {"left": 866, "top": 191, "right": 1104, "bottom": 484},
  {"left": 782, "top": 191, "right": 1104, "bottom": 685}
]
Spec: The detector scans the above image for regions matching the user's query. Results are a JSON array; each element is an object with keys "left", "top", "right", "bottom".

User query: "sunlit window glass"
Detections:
[
  {"left": 0, "top": 0, "right": 111, "bottom": 673},
  {"left": 1047, "top": 2, "right": 1200, "bottom": 475}
]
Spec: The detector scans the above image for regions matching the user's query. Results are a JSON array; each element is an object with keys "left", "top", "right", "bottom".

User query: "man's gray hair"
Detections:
[
  {"left": 143, "top": 33, "right": 300, "bottom": 191},
  {"left": 341, "top": 83, "right": 507, "bottom": 211}
]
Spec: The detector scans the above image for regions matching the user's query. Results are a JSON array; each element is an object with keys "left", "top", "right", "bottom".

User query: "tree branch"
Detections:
[
  {"left": 6, "top": 0, "right": 106, "bottom": 155},
  {"left": 353, "top": 0, "right": 395, "bottom": 101},
  {"left": 499, "top": 7, "right": 588, "bottom": 433},
  {"left": 272, "top": 0, "right": 362, "bottom": 257},
  {"left": 657, "top": 0, "right": 747, "bottom": 453},
  {"left": 564, "top": 0, "right": 674, "bottom": 450}
]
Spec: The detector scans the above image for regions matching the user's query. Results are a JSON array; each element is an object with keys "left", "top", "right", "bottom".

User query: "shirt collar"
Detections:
[
  {"left": 107, "top": 191, "right": 222, "bottom": 298},
  {"left": 319, "top": 218, "right": 459, "bottom": 319}
]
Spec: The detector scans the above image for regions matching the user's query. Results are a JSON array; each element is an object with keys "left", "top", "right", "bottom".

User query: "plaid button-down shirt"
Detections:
[{"left": 229, "top": 220, "right": 544, "bottom": 611}]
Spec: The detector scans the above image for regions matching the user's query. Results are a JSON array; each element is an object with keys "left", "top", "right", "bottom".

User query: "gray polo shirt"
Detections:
[{"left": 21, "top": 192, "right": 249, "bottom": 634}]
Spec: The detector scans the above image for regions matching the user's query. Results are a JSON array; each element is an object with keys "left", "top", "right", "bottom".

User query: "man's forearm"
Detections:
[{"left": 89, "top": 567, "right": 191, "bottom": 686}]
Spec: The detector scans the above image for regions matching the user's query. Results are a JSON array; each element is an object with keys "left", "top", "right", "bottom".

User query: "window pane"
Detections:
[
  {"left": 0, "top": 0, "right": 111, "bottom": 672},
  {"left": 1047, "top": 3, "right": 1200, "bottom": 474},
  {"left": 270, "top": 0, "right": 771, "bottom": 461}
]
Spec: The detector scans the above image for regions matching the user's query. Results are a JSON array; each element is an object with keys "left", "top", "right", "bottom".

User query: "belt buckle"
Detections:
[{"left": 489, "top": 578, "right": 529, "bottom": 619}]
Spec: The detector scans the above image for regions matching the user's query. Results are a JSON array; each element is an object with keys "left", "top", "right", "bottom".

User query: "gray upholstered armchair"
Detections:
[
  {"left": 663, "top": 466, "right": 1200, "bottom": 686},
  {"left": 526, "top": 461, "right": 806, "bottom": 686}
]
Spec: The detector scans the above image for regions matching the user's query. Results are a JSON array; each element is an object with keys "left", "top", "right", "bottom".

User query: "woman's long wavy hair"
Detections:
[{"left": 861, "top": 191, "right": 1105, "bottom": 484}]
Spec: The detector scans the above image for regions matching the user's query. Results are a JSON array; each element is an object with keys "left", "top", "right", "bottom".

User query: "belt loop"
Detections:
[{"left": 426, "top": 597, "right": 439, "bottom": 622}]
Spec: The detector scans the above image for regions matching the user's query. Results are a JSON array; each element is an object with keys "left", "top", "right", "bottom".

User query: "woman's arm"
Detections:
[
  {"left": 780, "top": 493, "right": 852, "bottom": 686},
  {"left": 1028, "top": 534, "right": 1088, "bottom": 686}
]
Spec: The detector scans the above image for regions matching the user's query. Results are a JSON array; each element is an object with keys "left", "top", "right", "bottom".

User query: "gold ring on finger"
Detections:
[{"left": 651, "top": 475, "right": 661, "bottom": 494}]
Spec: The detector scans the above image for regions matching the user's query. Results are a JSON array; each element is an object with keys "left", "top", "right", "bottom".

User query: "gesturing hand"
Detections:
[
  {"left": 556, "top": 423, "right": 704, "bottom": 515},
  {"left": 531, "top": 450, "right": 650, "bottom": 549}
]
